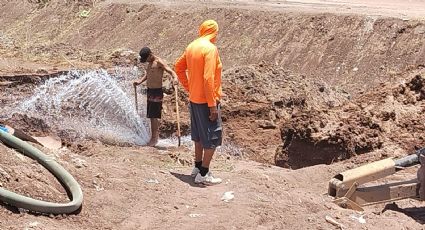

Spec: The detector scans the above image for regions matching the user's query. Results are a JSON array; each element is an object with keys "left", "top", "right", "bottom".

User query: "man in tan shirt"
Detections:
[{"left": 134, "top": 47, "right": 178, "bottom": 146}]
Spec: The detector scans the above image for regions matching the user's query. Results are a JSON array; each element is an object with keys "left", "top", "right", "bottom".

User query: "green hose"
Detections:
[{"left": 0, "top": 130, "right": 83, "bottom": 214}]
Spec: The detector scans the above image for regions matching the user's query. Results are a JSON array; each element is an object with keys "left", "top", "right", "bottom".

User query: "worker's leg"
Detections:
[
  {"left": 148, "top": 118, "right": 159, "bottom": 146},
  {"left": 193, "top": 103, "right": 223, "bottom": 184},
  {"left": 201, "top": 148, "right": 214, "bottom": 171},
  {"left": 195, "top": 141, "right": 203, "bottom": 163},
  {"left": 196, "top": 147, "right": 221, "bottom": 184},
  {"left": 146, "top": 88, "right": 163, "bottom": 147},
  {"left": 190, "top": 102, "right": 203, "bottom": 176}
]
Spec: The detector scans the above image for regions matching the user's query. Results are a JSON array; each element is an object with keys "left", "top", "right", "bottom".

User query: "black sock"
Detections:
[
  {"left": 200, "top": 166, "right": 209, "bottom": 177},
  {"left": 195, "top": 161, "right": 202, "bottom": 169}
]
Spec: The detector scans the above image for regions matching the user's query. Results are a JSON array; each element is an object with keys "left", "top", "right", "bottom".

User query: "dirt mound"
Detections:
[
  {"left": 0, "top": 143, "right": 69, "bottom": 208},
  {"left": 223, "top": 62, "right": 350, "bottom": 109},
  {"left": 278, "top": 71, "right": 425, "bottom": 168},
  {"left": 216, "top": 63, "right": 350, "bottom": 163}
]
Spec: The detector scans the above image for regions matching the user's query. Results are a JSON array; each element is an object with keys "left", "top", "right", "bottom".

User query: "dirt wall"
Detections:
[
  {"left": 278, "top": 71, "right": 425, "bottom": 168},
  {"left": 1, "top": 1, "right": 425, "bottom": 95}
]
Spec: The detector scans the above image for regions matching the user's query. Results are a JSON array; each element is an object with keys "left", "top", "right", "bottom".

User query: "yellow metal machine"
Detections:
[{"left": 328, "top": 148, "right": 425, "bottom": 211}]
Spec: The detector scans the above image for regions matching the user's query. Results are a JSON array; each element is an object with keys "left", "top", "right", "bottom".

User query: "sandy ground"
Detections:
[{"left": 1, "top": 141, "right": 425, "bottom": 230}]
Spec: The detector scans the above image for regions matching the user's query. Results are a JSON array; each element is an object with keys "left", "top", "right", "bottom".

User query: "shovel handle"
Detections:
[
  {"left": 134, "top": 84, "right": 139, "bottom": 112},
  {"left": 174, "top": 85, "right": 181, "bottom": 146}
]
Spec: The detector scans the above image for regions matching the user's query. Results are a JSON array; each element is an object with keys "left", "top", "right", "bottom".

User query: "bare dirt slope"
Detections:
[
  {"left": 1, "top": 0, "right": 425, "bottom": 95},
  {"left": 110, "top": 0, "right": 425, "bottom": 19},
  {"left": 1, "top": 0, "right": 425, "bottom": 229}
]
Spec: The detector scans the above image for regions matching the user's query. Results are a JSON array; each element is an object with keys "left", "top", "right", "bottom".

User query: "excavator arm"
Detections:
[{"left": 328, "top": 148, "right": 425, "bottom": 211}]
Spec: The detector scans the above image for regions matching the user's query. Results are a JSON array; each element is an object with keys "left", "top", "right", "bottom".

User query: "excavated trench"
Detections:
[
  {"left": 3, "top": 65, "right": 423, "bottom": 171},
  {"left": 275, "top": 72, "right": 425, "bottom": 169}
]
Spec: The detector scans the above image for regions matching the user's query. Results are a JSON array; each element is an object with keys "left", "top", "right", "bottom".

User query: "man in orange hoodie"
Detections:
[{"left": 175, "top": 20, "right": 223, "bottom": 185}]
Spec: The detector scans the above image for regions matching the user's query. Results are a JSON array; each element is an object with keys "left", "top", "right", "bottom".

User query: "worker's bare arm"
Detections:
[{"left": 158, "top": 59, "right": 179, "bottom": 85}]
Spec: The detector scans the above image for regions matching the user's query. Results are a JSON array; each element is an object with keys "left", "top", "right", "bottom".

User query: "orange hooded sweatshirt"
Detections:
[{"left": 174, "top": 20, "right": 222, "bottom": 107}]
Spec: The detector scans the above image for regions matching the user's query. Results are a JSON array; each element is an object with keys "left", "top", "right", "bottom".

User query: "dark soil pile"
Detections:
[
  {"left": 278, "top": 72, "right": 425, "bottom": 169},
  {"left": 218, "top": 63, "right": 350, "bottom": 163}
]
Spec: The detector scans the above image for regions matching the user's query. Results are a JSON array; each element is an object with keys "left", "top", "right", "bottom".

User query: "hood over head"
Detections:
[{"left": 199, "top": 20, "right": 219, "bottom": 43}]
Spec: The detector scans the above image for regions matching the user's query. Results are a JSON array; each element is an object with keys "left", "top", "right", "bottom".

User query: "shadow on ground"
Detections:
[
  {"left": 170, "top": 172, "right": 206, "bottom": 188},
  {"left": 383, "top": 203, "right": 425, "bottom": 224}
]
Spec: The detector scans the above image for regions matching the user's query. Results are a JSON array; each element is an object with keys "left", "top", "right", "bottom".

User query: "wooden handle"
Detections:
[
  {"left": 174, "top": 85, "right": 181, "bottom": 146},
  {"left": 134, "top": 85, "right": 138, "bottom": 112}
]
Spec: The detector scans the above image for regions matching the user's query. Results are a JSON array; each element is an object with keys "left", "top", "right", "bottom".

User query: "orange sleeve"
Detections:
[
  {"left": 203, "top": 47, "right": 218, "bottom": 107},
  {"left": 215, "top": 55, "right": 222, "bottom": 97},
  {"left": 215, "top": 55, "right": 222, "bottom": 85},
  {"left": 174, "top": 51, "right": 189, "bottom": 92}
]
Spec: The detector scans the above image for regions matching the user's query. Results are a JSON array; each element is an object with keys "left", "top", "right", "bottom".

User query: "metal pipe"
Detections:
[
  {"left": 0, "top": 130, "right": 83, "bottom": 214},
  {"left": 394, "top": 147, "right": 425, "bottom": 167},
  {"left": 395, "top": 154, "right": 419, "bottom": 167}
]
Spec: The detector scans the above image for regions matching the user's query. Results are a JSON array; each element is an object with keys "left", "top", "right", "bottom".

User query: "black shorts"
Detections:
[
  {"left": 190, "top": 102, "right": 222, "bottom": 149},
  {"left": 147, "top": 88, "right": 163, "bottom": 119}
]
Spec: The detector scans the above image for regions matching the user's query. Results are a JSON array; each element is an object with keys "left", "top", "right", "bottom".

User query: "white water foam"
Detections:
[{"left": 13, "top": 69, "right": 150, "bottom": 145}]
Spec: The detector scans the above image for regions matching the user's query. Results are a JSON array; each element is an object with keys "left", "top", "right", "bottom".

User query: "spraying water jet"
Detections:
[{"left": 11, "top": 69, "right": 150, "bottom": 145}]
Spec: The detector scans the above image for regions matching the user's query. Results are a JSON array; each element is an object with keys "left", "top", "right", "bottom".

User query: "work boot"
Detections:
[{"left": 194, "top": 172, "right": 222, "bottom": 185}]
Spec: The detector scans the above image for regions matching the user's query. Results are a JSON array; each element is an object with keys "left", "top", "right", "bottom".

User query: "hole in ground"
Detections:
[{"left": 275, "top": 136, "right": 348, "bottom": 169}]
